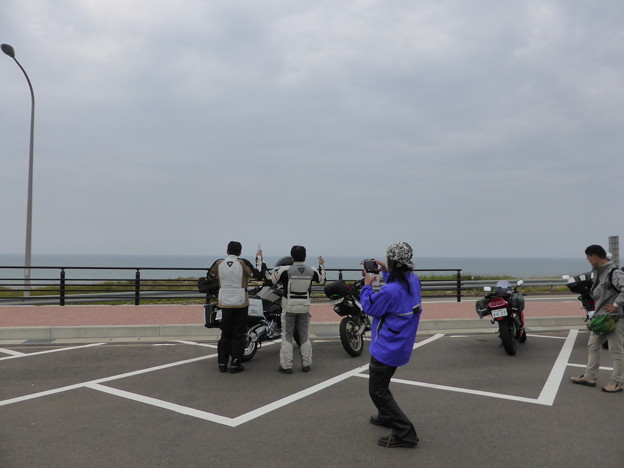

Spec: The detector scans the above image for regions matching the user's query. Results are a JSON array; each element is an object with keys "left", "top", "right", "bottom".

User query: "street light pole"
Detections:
[{"left": 2, "top": 43, "right": 35, "bottom": 296}]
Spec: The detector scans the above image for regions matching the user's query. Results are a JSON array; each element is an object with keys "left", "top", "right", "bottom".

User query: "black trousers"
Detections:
[
  {"left": 369, "top": 356, "right": 418, "bottom": 443},
  {"left": 217, "top": 307, "right": 248, "bottom": 365}
]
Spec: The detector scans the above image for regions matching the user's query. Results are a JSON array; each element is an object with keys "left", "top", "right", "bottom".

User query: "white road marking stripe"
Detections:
[
  {"left": 568, "top": 363, "right": 613, "bottom": 371},
  {"left": 414, "top": 334, "right": 445, "bottom": 349},
  {"left": 0, "top": 348, "right": 26, "bottom": 356},
  {"left": 354, "top": 374, "right": 544, "bottom": 405},
  {"left": 537, "top": 329, "right": 577, "bottom": 406},
  {"left": 528, "top": 334, "right": 567, "bottom": 340},
  {"left": 0, "top": 353, "right": 216, "bottom": 407},
  {"left": 0, "top": 343, "right": 105, "bottom": 361},
  {"left": 354, "top": 330, "right": 578, "bottom": 407},
  {"left": 86, "top": 383, "right": 237, "bottom": 426},
  {"left": 174, "top": 340, "right": 218, "bottom": 349}
]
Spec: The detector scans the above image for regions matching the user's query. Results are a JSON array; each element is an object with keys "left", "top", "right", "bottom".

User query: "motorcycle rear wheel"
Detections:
[
  {"left": 242, "top": 325, "right": 261, "bottom": 362},
  {"left": 499, "top": 320, "right": 517, "bottom": 356},
  {"left": 339, "top": 317, "right": 365, "bottom": 357}
]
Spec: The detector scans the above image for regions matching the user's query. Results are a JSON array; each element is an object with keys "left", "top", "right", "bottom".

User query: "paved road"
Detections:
[{"left": 1, "top": 329, "right": 622, "bottom": 467}]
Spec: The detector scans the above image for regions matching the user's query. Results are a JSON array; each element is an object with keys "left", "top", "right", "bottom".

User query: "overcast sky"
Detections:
[{"left": 1, "top": 0, "right": 622, "bottom": 260}]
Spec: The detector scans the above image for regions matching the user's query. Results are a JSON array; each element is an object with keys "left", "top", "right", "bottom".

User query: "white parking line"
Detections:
[
  {"left": 0, "top": 353, "right": 216, "bottom": 408},
  {"left": 0, "top": 348, "right": 26, "bottom": 357},
  {"left": 568, "top": 363, "right": 613, "bottom": 372},
  {"left": 0, "top": 330, "right": 579, "bottom": 426},
  {"left": 537, "top": 329, "right": 578, "bottom": 405},
  {"left": 0, "top": 343, "right": 105, "bottom": 361},
  {"left": 354, "top": 329, "right": 578, "bottom": 407},
  {"left": 174, "top": 340, "right": 218, "bottom": 349},
  {"left": 86, "top": 383, "right": 236, "bottom": 426},
  {"left": 527, "top": 334, "right": 568, "bottom": 340}
]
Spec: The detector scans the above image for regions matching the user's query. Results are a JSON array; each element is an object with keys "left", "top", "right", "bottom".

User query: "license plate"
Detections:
[
  {"left": 491, "top": 308, "right": 508, "bottom": 318},
  {"left": 330, "top": 298, "right": 344, "bottom": 305}
]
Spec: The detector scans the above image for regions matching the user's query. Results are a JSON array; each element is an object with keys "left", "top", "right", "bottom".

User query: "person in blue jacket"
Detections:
[{"left": 360, "top": 242, "right": 422, "bottom": 448}]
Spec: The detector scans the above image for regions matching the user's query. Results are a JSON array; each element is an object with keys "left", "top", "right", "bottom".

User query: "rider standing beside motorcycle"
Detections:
[
  {"left": 268, "top": 245, "right": 325, "bottom": 374},
  {"left": 360, "top": 242, "right": 422, "bottom": 448},
  {"left": 209, "top": 241, "right": 265, "bottom": 374},
  {"left": 570, "top": 244, "right": 624, "bottom": 393}
]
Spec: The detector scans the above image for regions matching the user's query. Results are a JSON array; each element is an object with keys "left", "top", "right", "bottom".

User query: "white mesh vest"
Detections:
[
  {"left": 284, "top": 264, "right": 314, "bottom": 314},
  {"left": 217, "top": 257, "right": 246, "bottom": 307}
]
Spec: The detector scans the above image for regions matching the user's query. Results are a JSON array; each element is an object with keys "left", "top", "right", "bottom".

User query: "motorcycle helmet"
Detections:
[
  {"left": 495, "top": 280, "right": 513, "bottom": 297},
  {"left": 275, "top": 256, "right": 293, "bottom": 267}
]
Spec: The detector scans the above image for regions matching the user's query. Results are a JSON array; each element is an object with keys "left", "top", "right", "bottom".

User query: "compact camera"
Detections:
[{"left": 362, "top": 259, "right": 380, "bottom": 274}]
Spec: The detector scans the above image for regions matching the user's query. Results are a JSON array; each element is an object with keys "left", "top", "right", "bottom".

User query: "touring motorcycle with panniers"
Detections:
[
  {"left": 475, "top": 279, "right": 526, "bottom": 355},
  {"left": 199, "top": 257, "right": 301, "bottom": 362}
]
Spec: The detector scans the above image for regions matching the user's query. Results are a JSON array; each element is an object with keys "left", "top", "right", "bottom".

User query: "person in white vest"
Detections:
[
  {"left": 209, "top": 241, "right": 264, "bottom": 373},
  {"left": 268, "top": 245, "right": 325, "bottom": 373}
]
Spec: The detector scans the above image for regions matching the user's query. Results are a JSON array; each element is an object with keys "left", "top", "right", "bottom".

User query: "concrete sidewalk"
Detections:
[{"left": 0, "top": 296, "right": 588, "bottom": 343}]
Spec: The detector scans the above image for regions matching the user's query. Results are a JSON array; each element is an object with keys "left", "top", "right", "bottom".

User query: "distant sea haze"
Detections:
[{"left": 0, "top": 253, "right": 592, "bottom": 280}]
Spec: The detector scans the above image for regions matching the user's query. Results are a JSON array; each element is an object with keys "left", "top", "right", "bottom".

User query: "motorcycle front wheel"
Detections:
[
  {"left": 499, "top": 319, "right": 517, "bottom": 356},
  {"left": 339, "top": 316, "right": 365, "bottom": 357}
]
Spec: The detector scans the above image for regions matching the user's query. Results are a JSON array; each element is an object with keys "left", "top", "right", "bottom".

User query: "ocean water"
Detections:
[{"left": 0, "top": 253, "right": 592, "bottom": 281}]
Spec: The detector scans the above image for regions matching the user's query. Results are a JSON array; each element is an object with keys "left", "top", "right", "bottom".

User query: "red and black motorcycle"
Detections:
[{"left": 476, "top": 280, "right": 527, "bottom": 355}]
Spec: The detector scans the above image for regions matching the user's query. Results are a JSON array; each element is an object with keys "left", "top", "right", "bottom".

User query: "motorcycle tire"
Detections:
[
  {"left": 242, "top": 325, "right": 261, "bottom": 362},
  {"left": 499, "top": 320, "right": 517, "bottom": 356},
  {"left": 339, "top": 316, "right": 365, "bottom": 357}
]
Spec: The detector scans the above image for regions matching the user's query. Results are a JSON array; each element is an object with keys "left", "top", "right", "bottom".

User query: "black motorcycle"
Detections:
[
  {"left": 324, "top": 278, "right": 371, "bottom": 357},
  {"left": 475, "top": 279, "right": 526, "bottom": 356},
  {"left": 563, "top": 272, "right": 609, "bottom": 348},
  {"left": 563, "top": 272, "right": 595, "bottom": 314}
]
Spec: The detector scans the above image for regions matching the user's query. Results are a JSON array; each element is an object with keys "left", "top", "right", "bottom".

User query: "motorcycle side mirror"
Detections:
[
  {"left": 484, "top": 286, "right": 492, "bottom": 292},
  {"left": 516, "top": 280, "right": 524, "bottom": 286}
]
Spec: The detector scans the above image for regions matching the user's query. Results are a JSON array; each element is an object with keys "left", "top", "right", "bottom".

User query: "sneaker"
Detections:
[
  {"left": 278, "top": 367, "right": 292, "bottom": 374},
  {"left": 601, "top": 381, "right": 623, "bottom": 393},
  {"left": 569, "top": 375, "right": 596, "bottom": 387},
  {"left": 218, "top": 364, "right": 228, "bottom": 373},
  {"left": 302, "top": 365, "right": 311, "bottom": 373},
  {"left": 377, "top": 435, "right": 417, "bottom": 448}
]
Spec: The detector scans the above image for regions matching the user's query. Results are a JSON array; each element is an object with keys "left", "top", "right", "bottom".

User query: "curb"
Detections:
[{"left": 0, "top": 316, "right": 586, "bottom": 343}]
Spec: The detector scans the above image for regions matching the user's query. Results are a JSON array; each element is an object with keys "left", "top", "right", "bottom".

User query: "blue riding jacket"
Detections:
[{"left": 360, "top": 271, "right": 422, "bottom": 367}]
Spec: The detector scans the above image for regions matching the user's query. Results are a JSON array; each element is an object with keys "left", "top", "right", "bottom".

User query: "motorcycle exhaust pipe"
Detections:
[{"left": 250, "top": 326, "right": 267, "bottom": 341}]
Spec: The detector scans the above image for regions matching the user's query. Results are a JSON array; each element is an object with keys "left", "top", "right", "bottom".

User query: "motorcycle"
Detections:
[
  {"left": 202, "top": 257, "right": 299, "bottom": 362},
  {"left": 475, "top": 279, "right": 527, "bottom": 356},
  {"left": 562, "top": 272, "right": 609, "bottom": 348},
  {"left": 324, "top": 277, "right": 371, "bottom": 357},
  {"left": 562, "top": 272, "right": 595, "bottom": 315}
]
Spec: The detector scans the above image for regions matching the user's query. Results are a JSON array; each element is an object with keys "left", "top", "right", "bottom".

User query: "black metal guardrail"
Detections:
[{"left": 0, "top": 265, "right": 566, "bottom": 306}]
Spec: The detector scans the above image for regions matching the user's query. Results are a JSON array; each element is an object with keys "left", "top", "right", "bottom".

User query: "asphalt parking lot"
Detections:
[{"left": 1, "top": 329, "right": 623, "bottom": 468}]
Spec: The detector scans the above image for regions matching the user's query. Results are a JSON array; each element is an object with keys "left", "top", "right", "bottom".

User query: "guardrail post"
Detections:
[
  {"left": 60, "top": 268, "right": 66, "bottom": 306},
  {"left": 338, "top": 269, "right": 343, "bottom": 280},
  {"left": 134, "top": 269, "right": 141, "bottom": 305},
  {"left": 456, "top": 270, "right": 462, "bottom": 302}
]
